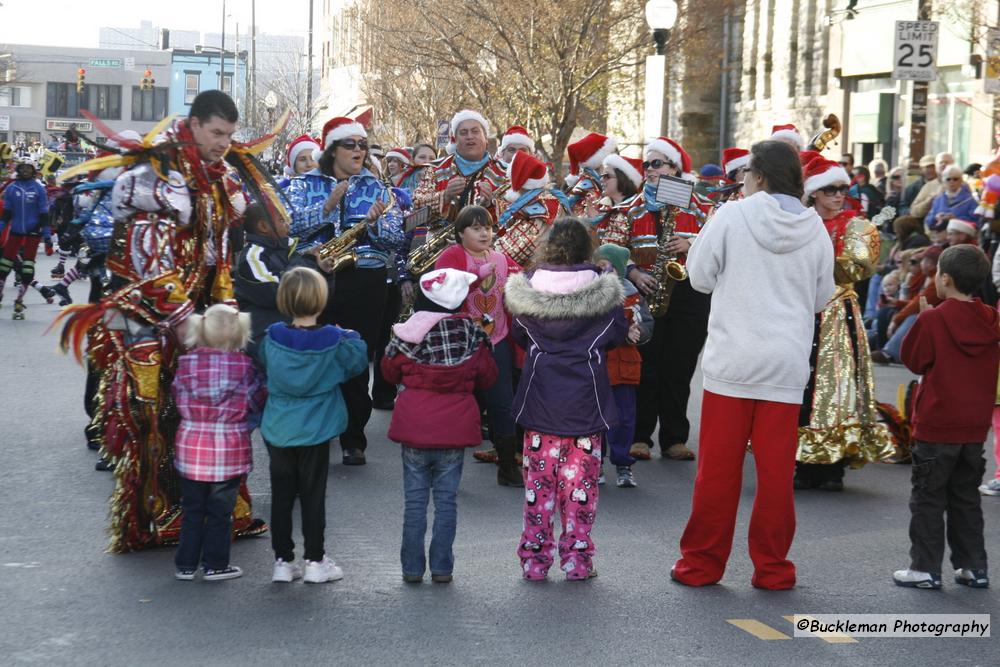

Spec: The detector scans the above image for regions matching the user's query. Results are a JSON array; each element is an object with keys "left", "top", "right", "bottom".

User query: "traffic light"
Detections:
[
  {"left": 76, "top": 68, "right": 85, "bottom": 94},
  {"left": 141, "top": 69, "right": 155, "bottom": 91}
]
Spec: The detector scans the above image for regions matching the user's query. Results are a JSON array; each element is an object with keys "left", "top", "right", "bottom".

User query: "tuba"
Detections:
[{"left": 647, "top": 207, "right": 687, "bottom": 318}]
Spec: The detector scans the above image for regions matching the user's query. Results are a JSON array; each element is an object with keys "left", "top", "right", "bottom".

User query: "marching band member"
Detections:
[
  {"left": 412, "top": 109, "right": 507, "bottom": 224},
  {"left": 290, "top": 116, "right": 405, "bottom": 466},
  {"left": 396, "top": 143, "right": 436, "bottom": 193},
  {"left": 770, "top": 123, "right": 807, "bottom": 152},
  {"left": 626, "top": 137, "right": 711, "bottom": 463},
  {"left": 278, "top": 134, "right": 320, "bottom": 189},
  {"left": 384, "top": 147, "right": 412, "bottom": 188},
  {"left": 496, "top": 151, "right": 565, "bottom": 267},
  {"left": 795, "top": 155, "right": 894, "bottom": 491},
  {"left": 590, "top": 154, "right": 644, "bottom": 245},
  {"left": 497, "top": 125, "right": 535, "bottom": 166},
  {"left": 565, "top": 132, "right": 618, "bottom": 216}
]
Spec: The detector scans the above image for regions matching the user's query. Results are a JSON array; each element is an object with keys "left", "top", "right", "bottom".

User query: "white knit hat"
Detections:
[
  {"left": 418, "top": 268, "right": 477, "bottom": 311},
  {"left": 450, "top": 109, "right": 490, "bottom": 138}
]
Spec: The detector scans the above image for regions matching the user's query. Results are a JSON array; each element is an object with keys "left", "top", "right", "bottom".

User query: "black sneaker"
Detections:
[
  {"left": 86, "top": 440, "right": 100, "bottom": 451},
  {"left": 431, "top": 574, "right": 453, "bottom": 584},
  {"left": 95, "top": 458, "right": 114, "bottom": 471},
  {"left": 175, "top": 568, "right": 197, "bottom": 581},
  {"left": 955, "top": 568, "right": 989, "bottom": 588},
  {"left": 818, "top": 479, "right": 844, "bottom": 492},
  {"left": 203, "top": 565, "right": 243, "bottom": 581},
  {"left": 342, "top": 448, "right": 367, "bottom": 466}
]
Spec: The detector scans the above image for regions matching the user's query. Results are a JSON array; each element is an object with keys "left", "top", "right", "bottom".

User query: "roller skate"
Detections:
[
  {"left": 50, "top": 263, "right": 66, "bottom": 279},
  {"left": 51, "top": 283, "right": 72, "bottom": 306},
  {"left": 38, "top": 285, "right": 56, "bottom": 304},
  {"left": 12, "top": 300, "right": 25, "bottom": 320}
]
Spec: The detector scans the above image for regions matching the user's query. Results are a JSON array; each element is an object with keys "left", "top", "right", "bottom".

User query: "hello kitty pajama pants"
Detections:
[{"left": 518, "top": 430, "right": 602, "bottom": 580}]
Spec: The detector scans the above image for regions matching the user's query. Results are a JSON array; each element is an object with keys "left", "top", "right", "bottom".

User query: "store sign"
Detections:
[
  {"left": 985, "top": 29, "right": 1000, "bottom": 94},
  {"left": 0, "top": 115, "right": 9, "bottom": 131},
  {"left": 123, "top": 57, "right": 135, "bottom": 72},
  {"left": 45, "top": 119, "right": 93, "bottom": 132},
  {"left": 892, "top": 20, "right": 939, "bottom": 81},
  {"left": 88, "top": 58, "right": 122, "bottom": 69}
]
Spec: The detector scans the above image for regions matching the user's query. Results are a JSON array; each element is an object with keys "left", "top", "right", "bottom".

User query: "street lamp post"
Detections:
[{"left": 643, "top": 0, "right": 678, "bottom": 139}]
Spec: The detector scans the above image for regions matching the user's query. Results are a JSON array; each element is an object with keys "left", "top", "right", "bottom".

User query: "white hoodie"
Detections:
[{"left": 687, "top": 190, "right": 836, "bottom": 404}]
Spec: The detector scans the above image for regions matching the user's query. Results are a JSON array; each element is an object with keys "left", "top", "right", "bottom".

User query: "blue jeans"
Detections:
[
  {"left": 864, "top": 273, "right": 883, "bottom": 321},
  {"left": 400, "top": 446, "right": 465, "bottom": 577},
  {"left": 482, "top": 339, "right": 515, "bottom": 439},
  {"left": 175, "top": 476, "right": 241, "bottom": 571},
  {"left": 607, "top": 384, "right": 637, "bottom": 466},
  {"left": 884, "top": 314, "right": 917, "bottom": 361}
]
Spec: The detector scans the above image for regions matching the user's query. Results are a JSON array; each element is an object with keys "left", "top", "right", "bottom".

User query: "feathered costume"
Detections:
[{"left": 53, "top": 111, "right": 289, "bottom": 553}]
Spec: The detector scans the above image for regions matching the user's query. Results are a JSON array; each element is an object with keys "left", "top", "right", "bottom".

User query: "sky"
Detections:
[{"left": 0, "top": 0, "right": 316, "bottom": 51}]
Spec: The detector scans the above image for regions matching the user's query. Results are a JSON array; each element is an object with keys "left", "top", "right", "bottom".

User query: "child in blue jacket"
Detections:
[
  {"left": 259, "top": 266, "right": 368, "bottom": 584},
  {"left": 0, "top": 161, "right": 50, "bottom": 317}
]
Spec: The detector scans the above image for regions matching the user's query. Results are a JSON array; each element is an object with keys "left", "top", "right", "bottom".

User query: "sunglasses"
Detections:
[
  {"left": 819, "top": 185, "right": 850, "bottom": 196},
  {"left": 338, "top": 139, "right": 369, "bottom": 151},
  {"left": 642, "top": 159, "right": 674, "bottom": 171},
  {"left": 839, "top": 161, "right": 851, "bottom": 167},
  {"left": 891, "top": 174, "right": 902, "bottom": 179},
  {"left": 600, "top": 173, "right": 616, "bottom": 181},
  {"left": 944, "top": 177, "right": 960, "bottom": 182}
]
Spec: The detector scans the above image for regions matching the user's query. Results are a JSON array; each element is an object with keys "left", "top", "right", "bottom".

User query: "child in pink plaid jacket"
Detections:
[{"left": 171, "top": 304, "right": 266, "bottom": 582}]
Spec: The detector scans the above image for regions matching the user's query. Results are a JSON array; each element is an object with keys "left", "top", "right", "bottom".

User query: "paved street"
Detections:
[{"left": 1, "top": 257, "right": 996, "bottom": 666}]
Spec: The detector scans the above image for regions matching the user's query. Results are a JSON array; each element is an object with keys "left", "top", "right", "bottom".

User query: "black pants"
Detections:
[
  {"left": 175, "top": 476, "right": 240, "bottom": 570},
  {"left": 908, "top": 441, "right": 988, "bottom": 573},
  {"left": 634, "top": 279, "right": 710, "bottom": 448},
  {"left": 266, "top": 441, "right": 330, "bottom": 563},
  {"left": 326, "top": 267, "right": 388, "bottom": 451},
  {"left": 372, "top": 281, "right": 402, "bottom": 405}
]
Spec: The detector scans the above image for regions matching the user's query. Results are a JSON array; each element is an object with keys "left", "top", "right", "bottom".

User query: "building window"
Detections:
[
  {"left": 0, "top": 85, "right": 31, "bottom": 107},
  {"left": 46, "top": 83, "right": 120, "bottom": 119},
  {"left": 131, "top": 87, "right": 169, "bottom": 121},
  {"left": 185, "top": 73, "right": 199, "bottom": 104},
  {"left": 221, "top": 74, "right": 233, "bottom": 94}
]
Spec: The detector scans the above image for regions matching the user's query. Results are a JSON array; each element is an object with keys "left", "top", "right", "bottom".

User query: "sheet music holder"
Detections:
[
  {"left": 404, "top": 205, "right": 435, "bottom": 232},
  {"left": 654, "top": 175, "right": 695, "bottom": 208}
]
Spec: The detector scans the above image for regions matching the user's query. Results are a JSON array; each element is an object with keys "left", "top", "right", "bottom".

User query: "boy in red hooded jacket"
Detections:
[{"left": 894, "top": 244, "right": 999, "bottom": 590}]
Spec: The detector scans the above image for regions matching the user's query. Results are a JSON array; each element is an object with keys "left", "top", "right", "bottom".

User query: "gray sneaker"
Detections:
[
  {"left": 616, "top": 465, "right": 637, "bottom": 488},
  {"left": 979, "top": 478, "right": 1000, "bottom": 496}
]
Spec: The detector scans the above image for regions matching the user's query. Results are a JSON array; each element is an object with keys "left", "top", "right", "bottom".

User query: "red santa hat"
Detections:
[
  {"left": 286, "top": 134, "right": 321, "bottom": 168},
  {"left": 499, "top": 125, "right": 535, "bottom": 154},
  {"left": 384, "top": 147, "right": 412, "bottom": 165},
  {"left": 644, "top": 136, "right": 696, "bottom": 181},
  {"left": 450, "top": 109, "right": 490, "bottom": 138},
  {"left": 946, "top": 218, "right": 979, "bottom": 238},
  {"left": 602, "top": 154, "right": 644, "bottom": 189},
  {"left": 320, "top": 116, "right": 366, "bottom": 150},
  {"left": 771, "top": 124, "right": 805, "bottom": 151},
  {"left": 721, "top": 147, "right": 750, "bottom": 176},
  {"left": 802, "top": 155, "right": 850, "bottom": 197},
  {"left": 566, "top": 133, "right": 618, "bottom": 186},
  {"left": 505, "top": 151, "right": 550, "bottom": 201}
]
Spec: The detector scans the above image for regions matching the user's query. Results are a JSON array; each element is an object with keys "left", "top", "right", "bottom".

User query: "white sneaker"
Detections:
[
  {"left": 272, "top": 558, "right": 303, "bottom": 583},
  {"left": 978, "top": 479, "right": 1000, "bottom": 496},
  {"left": 892, "top": 568, "right": 941, "bottom": 589},
  {"left": 303, "top": 556, "right": 344, "bottom": 583}
]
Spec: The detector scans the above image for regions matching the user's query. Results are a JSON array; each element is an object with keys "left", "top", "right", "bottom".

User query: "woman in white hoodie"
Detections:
[{"left": 671, "top": 140, "right": 836, "bottom": 590}]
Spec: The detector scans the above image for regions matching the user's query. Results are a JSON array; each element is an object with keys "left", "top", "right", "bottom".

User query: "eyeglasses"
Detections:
[
  {"left": 944, "top": 177, "right": 960, "bottom": 182},
  {"left": 819, "top": 185, "right": 850, "bottom": 196},
  {"left": 891, "top": 174, "right": 903, "bottom": 179},
  {"left": 839, "top": 161, "right": 851, "bottom": 167},
  {"left": 642, "top": 159, "right": 675, "bottom": 171},
  {"left": 337, "top": 139, "right": 369, "bottom": 151},
  {"left": 909, "top": 259, "right": 919, "bottom": 265},
  {"left": 599, "top": 173, "right": 616, "bottom": 181}
]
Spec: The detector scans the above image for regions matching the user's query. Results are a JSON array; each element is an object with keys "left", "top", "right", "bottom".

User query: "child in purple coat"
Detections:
[{"left": 504, "top": 218, "right": 629, "bottom": 581}]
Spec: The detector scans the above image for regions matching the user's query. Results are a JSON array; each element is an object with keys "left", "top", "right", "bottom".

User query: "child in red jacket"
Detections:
[
  {"left": 381, "top": 268, "right": 498, "bottom": 583},
  {"left": 895, "top": 244, "right": 999, "bottom": 590}
]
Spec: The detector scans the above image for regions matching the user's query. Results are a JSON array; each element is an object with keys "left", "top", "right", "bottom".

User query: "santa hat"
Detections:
[
  {"left": 417, "top": 268, "right": 477, "bottom": 312},
  {"left": 602, "top": 154, "right": 644, "bottom": 189},
  {"left": 566, "top": 133, "right": 618, "bottom": 186},
  {"left": 450, "top": 109, "right": 490, "bottom": 138},
  {"left": 946, "top": 218, "right": 979, "bottom": 238},
  {"left": 286, "top": 134, "right": 321, "bottom": 168},
  {"left": 499, "top": 125, "right": 535, "bottom": 154},
  {"left": 505, "top": 151, "right": 549, "bottom": 201},
  {"left": 644, "top": 136, "right": 696, "bottom": 181},
  {"left": 721, "top": 147, "right": 750, "bottom": 176},
  {"left": 771, "top": 124, "right": 805, "bottom": 151},
  {"left": 802, "top": 156, "right": 850, "bottom": 197},
  {"left": 320, "top": 116, "right": 366, "bottom": 150},
  {"left": 384, "top": 147, "right": 412, "bottom": 165},
  {"left": 445, "top": 141, "right": 456, "bottom": 156}
]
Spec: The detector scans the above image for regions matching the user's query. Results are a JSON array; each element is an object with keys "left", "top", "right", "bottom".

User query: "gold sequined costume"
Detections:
[{"left": 797, "top": 210, "right": 894, "bottom": 467}]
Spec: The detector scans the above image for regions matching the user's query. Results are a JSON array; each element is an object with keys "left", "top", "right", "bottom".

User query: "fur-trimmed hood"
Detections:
[{"left": 505, "top": 265, "right": 624, "bottom": 320}]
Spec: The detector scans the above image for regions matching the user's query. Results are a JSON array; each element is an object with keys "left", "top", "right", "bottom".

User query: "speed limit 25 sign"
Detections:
[{"left": 893, "top": 20, "right": 939, "bottom": 81}]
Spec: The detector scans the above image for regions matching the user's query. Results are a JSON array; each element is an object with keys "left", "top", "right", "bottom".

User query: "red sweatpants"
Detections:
[{"left": 673, "top": 390, "right": 800, "bottom": 589}]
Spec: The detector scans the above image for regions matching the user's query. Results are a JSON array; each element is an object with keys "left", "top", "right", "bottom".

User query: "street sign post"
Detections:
[{"left": 892, "top": 20, "right": 939, "bottom": 81}]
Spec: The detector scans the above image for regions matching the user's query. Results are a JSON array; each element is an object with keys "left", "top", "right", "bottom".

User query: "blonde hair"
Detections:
[
  {"left": 277, "top": 266, "right": 328, "bottom": 318},
  {"left": 184, "top": 303, "right": 252, "bottom": 352}
]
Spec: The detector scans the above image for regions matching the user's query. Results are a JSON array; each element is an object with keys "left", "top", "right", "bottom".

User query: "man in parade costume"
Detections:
[
  {"left": 497, "top": 151, "right": 566, "bottom": 267},
  {"left": 55, "top": 91, "right": 285, "bottom": 552},
  {"left": 497, "top": 126, "right": 535, "bottom": 166},
  {"left": 412, "top": 109, "right": 508, "bottom": 224}
]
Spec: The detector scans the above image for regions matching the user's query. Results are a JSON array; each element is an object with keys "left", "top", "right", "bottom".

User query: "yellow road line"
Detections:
[
  {"left": 727, "top": 619, "right": 791, "bottom": 640},
  {"left": 784, "top": 615, "right": 859, "bottom": 644}
]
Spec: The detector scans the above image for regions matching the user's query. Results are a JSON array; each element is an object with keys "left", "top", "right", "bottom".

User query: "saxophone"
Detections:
[
  {"left": 647, "top": 207, "right": 688, "bottom": 318},
  {"left": 314, "top": 182, "right": 396, "bottom": 272},
  {"left": 405, "top": 222, "right": 456, "bottom": 276}
]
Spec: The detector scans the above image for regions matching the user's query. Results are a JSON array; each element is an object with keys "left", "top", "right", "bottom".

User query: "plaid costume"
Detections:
[
  {"left": 385, "top": 317, "right": 490, "bottom": 366},
  {"left": 172, "top": 348, "right": 267, "bottom": 482}
]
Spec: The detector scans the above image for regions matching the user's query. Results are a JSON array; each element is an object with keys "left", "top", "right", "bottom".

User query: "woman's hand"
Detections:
[
  {"left": 365, "top": 200, "right": 386, "bottom": 223},
  {"left": 665, "top": 235, "right": 692, "bottom": 255},
  {"left": 323, "top": 181, "right": 350, "bottom": 215}
]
